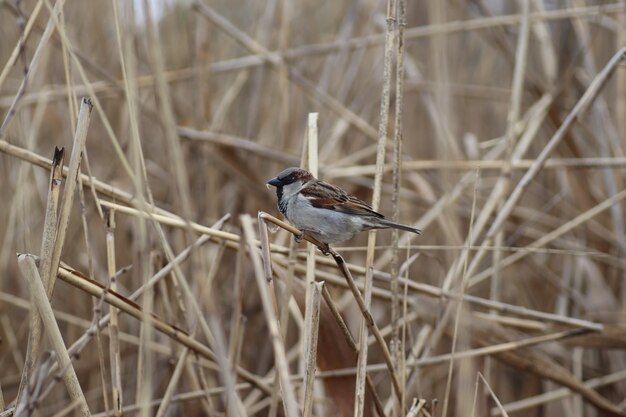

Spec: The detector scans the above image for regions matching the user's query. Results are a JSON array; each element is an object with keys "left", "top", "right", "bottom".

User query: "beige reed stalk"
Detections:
[
  {"left": 18, "top": 254, "right": 90, "bottom": 417},
  {"left": 303, "top": 112, "right": 319, "bottom": 417},
  {"left": 105, "top": 209, "right": 122, "bottom": 416},
  {"left": 301, "top": 281, "right": 323, "bottom": 417}
]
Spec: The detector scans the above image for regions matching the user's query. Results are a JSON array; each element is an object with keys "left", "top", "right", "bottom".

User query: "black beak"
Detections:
[{"left": 267, "top": 177, "right": 282, "bottom": 187}]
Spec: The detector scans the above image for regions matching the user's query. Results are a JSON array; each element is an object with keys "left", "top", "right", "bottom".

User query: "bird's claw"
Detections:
[{"left": 294, "top": 233, "right": 304, "bottom": 243}]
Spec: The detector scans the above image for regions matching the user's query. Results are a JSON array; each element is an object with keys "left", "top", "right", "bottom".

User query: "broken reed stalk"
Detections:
[
  {"left": 240, "top": 214, "right": 299, "bottom": 417},
  {"left": 17, "top": 254, "right": 90, "bottom": 417},
  {"left": 48, "top": 97, "right": 93, "bottom": 293},
  {"left": 16, "top": 97, "right": 92, "bottom": 410},
  {"left": 15, "top": 147, "right": 64, "bottom": 406},
  {"left": 405, "top": 399, "right": 427, "bottom": 417}
]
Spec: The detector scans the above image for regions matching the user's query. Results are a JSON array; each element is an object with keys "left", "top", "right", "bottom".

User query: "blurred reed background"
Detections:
[{"left": 1, "top": 0, "right": 626, "bottom": 416}]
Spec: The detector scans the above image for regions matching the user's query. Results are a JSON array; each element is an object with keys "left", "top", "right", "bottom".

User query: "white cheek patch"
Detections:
[{"left": 282, "top": 181, "right": 304, "bottom": 199}]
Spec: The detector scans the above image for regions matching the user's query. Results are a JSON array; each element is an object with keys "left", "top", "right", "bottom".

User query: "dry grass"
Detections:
[{"left": 1, "top": 0, "right": 626, "bottom": 416}]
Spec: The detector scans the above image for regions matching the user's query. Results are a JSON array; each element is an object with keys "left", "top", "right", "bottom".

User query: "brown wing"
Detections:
[{"left": 303, "top": 180, "right": 384, "bottom": 218}]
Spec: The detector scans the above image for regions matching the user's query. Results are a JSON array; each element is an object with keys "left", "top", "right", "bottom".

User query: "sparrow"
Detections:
[{"left": 267, "top": 167, "right": 421, "bottom": 252}]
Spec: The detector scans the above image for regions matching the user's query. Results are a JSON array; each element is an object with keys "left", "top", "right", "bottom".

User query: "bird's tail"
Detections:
[{"left": 377, "top": 219, "right": 422, "bottom": 235}]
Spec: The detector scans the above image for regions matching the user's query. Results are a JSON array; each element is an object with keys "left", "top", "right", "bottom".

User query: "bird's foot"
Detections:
[
  {"left": 294, "top": 233, "right": 304, "bottom": 243},
  {"left": 320, "top": 243, "right": 331, "bottom": 256}
]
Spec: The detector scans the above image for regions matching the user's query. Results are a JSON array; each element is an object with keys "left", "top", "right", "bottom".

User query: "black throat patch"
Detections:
[{"left": 276, "top": 187, "right": 288, "bottom": 215}]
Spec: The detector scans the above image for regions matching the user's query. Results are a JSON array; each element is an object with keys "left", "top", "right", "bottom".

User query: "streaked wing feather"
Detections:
[{"left": 303, "top": 180, "right": 384, "bottom": 218}]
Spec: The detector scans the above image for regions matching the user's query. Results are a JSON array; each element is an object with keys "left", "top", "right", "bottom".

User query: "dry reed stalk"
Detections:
[
  {"left": 104, "top": 209, "right": 122, "bottom": 416},
  {"left": 136, "top": 245, "right": 153, "bottom": 417},
  {"left": 301, "top": 281, "right": 322, "bottom": 417},
  {"left": 229, "top": 232, "right": 247, "bottom": 371},
  {"left": 301, "top": 112, "right": 319, "bottom": 417},
  {"left": 305, "top": 112, "right": 319, "bottom": 282},
  {"left": 354, "top": 269, "right": 373, "bottom": 417},
  {"left": 240, "top": 214, "right": 299, "bottom": 417},
  {"left": 15, "top": 147, "right": 64, "bottom": 405},
  {"left": 17, "top": 254, "right": 91, "bottom": 416},
  {"left": 390, "top": 0, "right": 407, "bottom": 413},
  {"left": 269, "top": 247, "right": 299, "bottom": 417},
  {"left": 45, "top": 97, "right": 92, "bottom": 291},
  {"left": 618, "top": 7, "right": 626, "bottom": 182}
]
